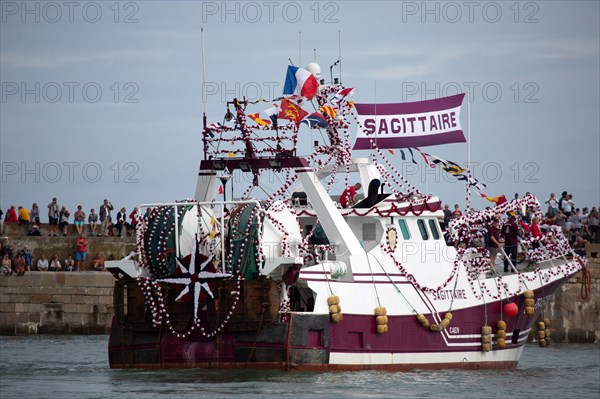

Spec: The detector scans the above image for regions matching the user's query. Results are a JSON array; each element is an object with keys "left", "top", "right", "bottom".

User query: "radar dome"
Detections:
[{"left": 305, "top": 62, "right": 321, "bottom": 79}]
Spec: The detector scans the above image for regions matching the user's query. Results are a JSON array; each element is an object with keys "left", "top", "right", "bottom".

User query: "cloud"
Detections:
[
  {"left": 0, "top": 50, "right": 169, "bottom": 69},
  {"left": 533, "top": 38, "right": 599, "bottom": 60},
  {"left": 357, "top": 45, "right": 471, "bottom": 81}
]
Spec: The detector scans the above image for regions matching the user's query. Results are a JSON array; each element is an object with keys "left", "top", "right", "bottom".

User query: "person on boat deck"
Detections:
[
  {"left": 487, "top": 218, "right": 502, "bottom": 266},
  {"left": 452, "top": 204, "right": 462, "bottom": 219},
  {"left": 530, "top": 216, "right": 542, "bottom": 249},
  {"left": 340, "top": 183, "right": 362, "bottom": 208},
  {"left": 502, "top": 214, "right": 520, "bottom": 273},
  {"left": 441, "top": 204, "right": 452, "bottom": 230}
]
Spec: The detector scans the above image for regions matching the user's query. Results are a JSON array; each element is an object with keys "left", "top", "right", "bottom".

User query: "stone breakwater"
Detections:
[
  {"left": 0, "top": 224, "right": 599, "bottom": 341},
  {"left": 0, "top": 271, "right": 114, "bottom": 335},
  {"left": 544, "top": 250, "right": 599, "bottom": 343}
]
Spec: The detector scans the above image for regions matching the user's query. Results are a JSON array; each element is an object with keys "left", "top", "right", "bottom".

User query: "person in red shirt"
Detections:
[
  {"left": 75, "top": 234, "right": 89, "bottom": 271},
  {"left": 129, "top": 207, "right": 139, "bottom": 236},
  {"left": 530, "top": 216, "right": 542, "bottom": 249},
  {"left": 340, "top": 183, "right": 361, "bottom": 208},
  {"left": 452, "top": 204, "right": 463, "bottom": 219},
  {"left": 5, "top": 206, "right": 18, "bottom": 223}
]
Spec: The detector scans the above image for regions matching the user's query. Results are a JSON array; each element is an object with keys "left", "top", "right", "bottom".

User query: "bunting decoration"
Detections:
[
  {"left": 413, "top": 150, "right": 488, "bottom": 191},
  {"left": 331, "top": 87, "right": 355, "bottom": 106},
  {"left": 319, "top": 105, "right": 337, "bottom": 119},
  {"left": 481, "top": 194, "right": 507, "bottom": 205},
  {"left": 278, "top": 98, "right": 308, "bottom": 125},
  {"left": 399, "top": 148, "right": 417, "bottom": 164},
  {"left": 247, "top": 112, "right": 271, "bottom": 126},
  {"left": 301, "top": 112, "right": 329, "bottom": 128},
  {"left": 264, "top": 104, "right": 280, "bottom": 127}
]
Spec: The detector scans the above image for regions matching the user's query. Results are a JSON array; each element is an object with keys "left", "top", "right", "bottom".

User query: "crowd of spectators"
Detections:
[
  {"left": 0, "top": 197, "right": 141, "bottom": 238},
  {"left": 442, "top": 191, "right": 598, "bottom": 271},
  {"left": 0, "top": 197, "right": 151, "bottom": 275},
  {"left": 441, "top": 191, "right": 598, "bottom": 247},
  {"left": 541, "top": 191, "right": 599, "bottom": 246},
  {"left": 0, "top": 235, "right": 112, "bottom": 274}
]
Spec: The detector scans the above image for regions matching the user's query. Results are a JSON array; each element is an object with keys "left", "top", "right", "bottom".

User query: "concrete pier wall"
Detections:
[{"left": 0, "top": 224, "right": 598, "bottom": 341}]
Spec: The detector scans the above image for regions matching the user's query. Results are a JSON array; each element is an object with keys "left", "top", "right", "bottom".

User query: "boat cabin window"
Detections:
[
  {"left": 362, "top": 223, "right": 377, "bottom": 241},
  {"left": 398, "top": 219, "right": 411, "bottom": 240},
  {"left": 417, "top": 219, "right": 429, "bottom": 240},
  {"left": 428, "top": 219, "right": 440, "bottom": 240}
]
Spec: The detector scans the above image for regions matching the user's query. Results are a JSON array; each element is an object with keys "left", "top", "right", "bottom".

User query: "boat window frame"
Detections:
[
  {"left": 417, "top": 219, "right": 429, "bottom": 240},
  {"left": 398, "top": 219, "right": 411, "bottom": 240},
  {"left": 428, "top": 219, "right": 441, "bottom": 240}
]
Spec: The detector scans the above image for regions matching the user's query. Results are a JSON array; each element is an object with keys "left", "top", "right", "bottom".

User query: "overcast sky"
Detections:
[{"left": 1, "top": 1, "right": 598, "bottom": 217}]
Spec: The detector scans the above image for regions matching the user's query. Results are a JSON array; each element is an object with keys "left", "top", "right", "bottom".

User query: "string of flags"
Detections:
[{"left": 389, "top": 148, "right": 492, "bottom": 196}]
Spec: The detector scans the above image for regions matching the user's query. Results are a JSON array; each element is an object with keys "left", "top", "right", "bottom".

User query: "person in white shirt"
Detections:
[
  {"left": 37, "top": 254, "right": 49, "bottom": 271},
  {"left": 545, "top": 193, "right": 558, "bottom": 214}
]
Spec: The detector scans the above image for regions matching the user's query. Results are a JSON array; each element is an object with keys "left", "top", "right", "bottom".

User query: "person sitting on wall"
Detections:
[
  {"left": 27, "top": 223, "right": 41, "bottom": 236},
  {"left": 13, "top": 254, "right": 26, "bottom": 276},
  {"left": 88, "top": 208, "right": 99, "bottom": 237},
  {"left": 5, "top": 206, "right": 18, "bottom": 223},
  {"left": 1, "top": 254, "right": 12, "bottom": 275},
  {"left": 115, "top": 207, "right": 130, "bottom": 237},
  {"left": 18, "top": 206, "right": 30, "bottom": 226},
  {"left": 63, "top": 255, "right": 75, "bottom": 272},
  {"left": 37, "top": 254, "right": 49, "bottom": 271},
  {"left": 20, "top": 246, "right": 32, "bottom": 271},
  {"left": 93, "top": 253, "right": 105, "bottom": 271},
  {"left": 340, "top": 183, "right": 362, "bottom": 208},
  {"left": 49, "top": 253, "right": 62, "bottom": 271}
]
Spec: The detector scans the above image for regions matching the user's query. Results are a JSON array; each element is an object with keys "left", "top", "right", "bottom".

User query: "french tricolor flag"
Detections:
[{"left": 283, "top": 66, "right": 318, "bottom": 100}]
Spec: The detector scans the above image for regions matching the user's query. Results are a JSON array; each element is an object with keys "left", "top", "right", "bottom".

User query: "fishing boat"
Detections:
[{"left": 106, "top": 61, "right": 587, "bottom": 371}]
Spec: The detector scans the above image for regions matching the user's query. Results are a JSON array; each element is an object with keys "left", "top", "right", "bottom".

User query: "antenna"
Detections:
[
  {"left": 338, "top": 30, "right": 342, "bottom": 85},
  {"left": 298, "top": 31, "right": 302, "bottom": 66},
  {"left": 330, "top": 60, "right": 339, "bottom": 84},
  {"left": 201, "top": 27, "right": 207, "bottom": 126},
  {"left": 313, "top": 48, "right": 317, "bottom": 62}
]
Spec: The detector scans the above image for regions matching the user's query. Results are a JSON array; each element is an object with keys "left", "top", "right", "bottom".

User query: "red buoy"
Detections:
[{"left": 503, "top": 302, "right": 519, "bottom": 317}]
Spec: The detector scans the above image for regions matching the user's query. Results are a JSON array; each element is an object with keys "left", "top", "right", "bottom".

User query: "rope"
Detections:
[
  {"left": 365, "top": 253, "right": 381, "bottom": 307},
  {"left": 320, "top": 258, "right": 334, "bottom": 296},
  {"left": 369, "top": 253, "right": 418, "bottom": 314},
  {"left": 581, "top": 265, "right": 592, "bottom": 300},
  {"left": 448, "top": 259, "right": 462, "bottom": 312},
  {"left": 477, "top": 278, "right": 488, "bottom": 326}
]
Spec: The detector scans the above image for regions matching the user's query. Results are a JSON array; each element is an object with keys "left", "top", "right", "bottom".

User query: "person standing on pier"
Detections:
[
  {"left": 99, "top": 199, "right": 114, "bottom": 237},
  {"left": 75, "top": 234, "right": 88, "bottom": 272},
  {"left": 47, "top": 198, "right": 59, "bottom": 236}
]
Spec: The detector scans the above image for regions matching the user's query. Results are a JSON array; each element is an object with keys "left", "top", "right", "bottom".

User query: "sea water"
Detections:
[{"left": 1, "top": 335, "right": 599, "bottom": 399}]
